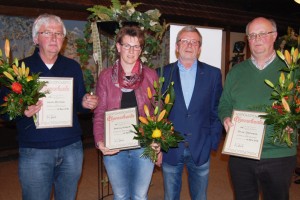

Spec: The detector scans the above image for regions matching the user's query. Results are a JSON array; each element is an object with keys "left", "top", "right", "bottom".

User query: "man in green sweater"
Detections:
[{"left": 218, "top": 17, "right": 297, "bottom": 200}]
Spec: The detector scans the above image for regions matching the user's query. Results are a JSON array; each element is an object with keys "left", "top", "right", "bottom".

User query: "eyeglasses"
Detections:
[
  {"left": 120, "top": 43, "right": 142, "bottom": 51},
  {"left": 178, "top": 39, "right": 200, "bottom": 46},
  {"left": 38, "top": 31, "right": 65, "bottom": 39},
  {"left": 247, "top": 31, "right": 276, "bottom": 40}
]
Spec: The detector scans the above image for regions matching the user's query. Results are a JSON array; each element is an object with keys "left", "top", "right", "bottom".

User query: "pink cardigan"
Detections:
[{"left": 93, "top": 66, "right": 158, "bottom": 144}]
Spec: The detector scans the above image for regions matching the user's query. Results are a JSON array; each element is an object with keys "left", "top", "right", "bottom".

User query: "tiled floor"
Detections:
[{"left": 0, "top": 139, "right": 299, "bottom": 200}]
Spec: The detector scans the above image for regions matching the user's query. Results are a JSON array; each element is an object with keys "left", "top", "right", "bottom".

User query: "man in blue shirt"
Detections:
[{"left": 159, "top": 26, "right": 223, "bottom": 200}]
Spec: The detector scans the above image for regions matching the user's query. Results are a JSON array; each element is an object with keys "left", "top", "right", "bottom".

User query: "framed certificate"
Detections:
[
  {"left": 105, "top": 107, "right": 140, "bottom": 150},
  {"left": 35, "top": 77, "right": 73, "bottom": 129},
  {"left": 222, "top": 110, "right": 266, "bottom": 160}
]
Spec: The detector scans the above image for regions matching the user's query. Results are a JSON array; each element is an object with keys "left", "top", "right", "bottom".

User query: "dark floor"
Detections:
[{"left": 1, "top": 114, "right": 300, "bottom": 200}]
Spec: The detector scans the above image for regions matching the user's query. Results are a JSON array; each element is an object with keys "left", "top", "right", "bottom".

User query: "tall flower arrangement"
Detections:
[
  {"left": 87, "top": 0, "right": 168, "bottom": 68},
  {"left": 133, "top": 74, "right": 183, "bottom": 162},
  {"left": 0, "top": 40, "right": 47, "bottom": 120},
  {"left": 262, "top": 47, "right": 300, "bottom": 147}
]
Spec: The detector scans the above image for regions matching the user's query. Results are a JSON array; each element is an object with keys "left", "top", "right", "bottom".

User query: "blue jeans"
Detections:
[
  {"left": 162, "top": 148, "right": 210, "bottom": 200},
  {"left": 103, "top": 148, "right": 154, "bottom": 200},
  {"left": 229, "top": 156, "right": 296, "bottom": 200},
  {"left": 18, "top": 141, "right": 83, "bottom": 200}
]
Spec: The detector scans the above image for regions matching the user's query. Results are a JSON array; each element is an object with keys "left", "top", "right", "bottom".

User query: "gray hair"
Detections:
[
  {"left": 32, "top": 14, "right": 66, "bottom": 42},
  {"left": 245, "top": 17, "right": 277, "bottom": 35},
  {"left": 176, "top": 25, "right": 202, "bottom": 46}
]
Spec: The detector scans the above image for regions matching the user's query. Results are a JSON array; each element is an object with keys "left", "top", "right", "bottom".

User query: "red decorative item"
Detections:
[{"left": 11, "top": 82, "right": 22, "bottom": 94}]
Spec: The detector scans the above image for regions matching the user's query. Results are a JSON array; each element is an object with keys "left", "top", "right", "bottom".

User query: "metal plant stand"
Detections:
[{"left": 98, "top": 151, "right": 113, "bottom": 199}]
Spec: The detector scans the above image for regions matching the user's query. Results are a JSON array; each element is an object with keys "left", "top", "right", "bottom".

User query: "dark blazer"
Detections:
[{"left": 160, "top": 61, "right": 223, "bottom": 166}]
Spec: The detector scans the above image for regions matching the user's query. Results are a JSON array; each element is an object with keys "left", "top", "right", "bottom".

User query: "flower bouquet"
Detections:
[
  {"left": 0, "top": 40, "right": 47, "bottom": 120},
  {"left": 261, "top": 47, "right": 300, "bottom": 147},
  {"left": 133, "top": 76, "right": 184, "bottom": 162}
]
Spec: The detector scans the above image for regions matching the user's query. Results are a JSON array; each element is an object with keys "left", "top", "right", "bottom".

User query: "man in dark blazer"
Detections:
[{"left": 159, "top": 26, "right": 223, "bottom": 200}]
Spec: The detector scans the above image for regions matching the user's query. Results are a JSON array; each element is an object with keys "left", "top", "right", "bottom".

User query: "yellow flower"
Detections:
[
  {"left": 144, "top": 104, "right": 150, "bottom": 117},
  {"left": 287, "top": 82, "right": 294, "bottom": 91},
  {"left": 3, "top": 71, "right": 14, "bottom": 81},
  {"left": 293, "top": 48, "right": 299, "bottom": 63},
  {"left": 26, "top": 76, "right": 33, "bottom": 82},
  {"left": 164, "top": 93, "right": 170, "bottom": 104},
  {"left": 152, "top": 128, "right": 162, "bottom": 138},
  {"left": 281, "top": 97, "right": 291, "bottom": 112}
]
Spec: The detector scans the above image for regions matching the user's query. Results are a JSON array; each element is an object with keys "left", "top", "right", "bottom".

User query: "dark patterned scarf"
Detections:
[{"left": 111, "top": 59, "right": 144, "bottom": 91}]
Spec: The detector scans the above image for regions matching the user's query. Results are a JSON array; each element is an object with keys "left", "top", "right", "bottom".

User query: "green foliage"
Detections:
[
  {"left": 87, "top": 0, "right": 168, "bottom": 68},
  {"left": 260, "top": 48, "right": 300, "bottom": 147},
  {"left": 75, "top": 22, "right": 95, "bottom": 93},
  {"left": 82, "top": 68, "right": 95, "bottom": 93},
  {"left": 0, "top": 46, "right": 47, "bottom": 120},
  {"left": 133, "top": 76, "right": 183, "bottom": 162}
]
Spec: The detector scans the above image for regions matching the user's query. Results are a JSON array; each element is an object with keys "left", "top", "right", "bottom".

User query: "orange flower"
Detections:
[
  {"left": 157, "top": 109, "right": 166, "bottom": 122},
  {"left": 147, "top": 87, "right": 152, "bottom": 99},
  {"left": 4, "top": 39, "right": 10, "bottom": 58},
  {"left": 11, "top": 82, "right": 22, "bottom": 94},
  {"left": 284, "top": 50, "right": 291, "bottom": 65},
  {"left": 139, "top": 116, "right": 149, "bottom": 125}
]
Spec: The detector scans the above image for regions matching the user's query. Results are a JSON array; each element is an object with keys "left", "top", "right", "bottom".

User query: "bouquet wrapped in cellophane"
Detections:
[
  {"left": 261, "top": 47, "right": 300, "bottom": 147},
  {"left": 0, "top": 39, "right": 47, "bottom": 120},
  {"left": 133, "top": 74, "right": 184, "bottom": 163}
]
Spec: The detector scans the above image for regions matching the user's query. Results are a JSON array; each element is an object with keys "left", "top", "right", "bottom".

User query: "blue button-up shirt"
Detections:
[{"left": 178, "top": 60, "right": 197, "bottom": 109}]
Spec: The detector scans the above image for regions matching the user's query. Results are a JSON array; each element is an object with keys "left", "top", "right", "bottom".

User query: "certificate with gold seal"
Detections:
[
  {"left": 105, "top": 107, "right": 140, "bottom": 150},
  {"left": 35, "top": 77, "right": 73, "bottom": 129},
  {"left": 222, "top": 110, "right": 266, "bottom": 160}
]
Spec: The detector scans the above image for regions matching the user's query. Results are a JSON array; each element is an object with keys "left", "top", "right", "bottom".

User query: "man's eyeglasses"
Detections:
[
  {"left": 178, "top": 39, "right": 200, "bottom": 46},
  {"left": 120, "top": 43, "right": 142, "bottom": 51},
  {"left": 38, "top": 31, "right": 65, "bottom": 39},
  {"left": 247, "top": 31, "right": 276, "bottom": 40}
]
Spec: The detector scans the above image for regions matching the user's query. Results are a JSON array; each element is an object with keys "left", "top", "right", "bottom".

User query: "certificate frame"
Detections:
[
  {"left": 104, "top": 107, "right": 140, "bottom": 150},
  {"left": 222, "top": 110, "right": 266, "bottom": 160},
  {"left": 35, "top": 77, "right": 73, "bottom": 129}
]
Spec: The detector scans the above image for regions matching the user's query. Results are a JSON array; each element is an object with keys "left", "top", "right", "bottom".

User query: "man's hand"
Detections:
[
  {"left": 223, "top": 117, "right": 233, "bottom": 132},
  {"left": 82, "top": 93, "right": 98, "bottom": 110},
  {"left": 24, "top": 100, "right": 43, "bottom": 117}
]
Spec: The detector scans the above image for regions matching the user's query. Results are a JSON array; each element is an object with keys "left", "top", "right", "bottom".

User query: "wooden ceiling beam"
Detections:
[{"left": 0, "top": 5, "right": 89, "bottom": 21}]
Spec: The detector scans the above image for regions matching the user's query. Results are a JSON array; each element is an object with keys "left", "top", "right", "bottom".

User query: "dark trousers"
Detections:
[{"left": 229, "top": 155, "right": 296, "bottom": 200}]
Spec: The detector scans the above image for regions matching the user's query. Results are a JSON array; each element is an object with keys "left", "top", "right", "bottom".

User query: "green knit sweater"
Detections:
[{"left": 218, "top": 57, "right": 297, "bottom": 158}]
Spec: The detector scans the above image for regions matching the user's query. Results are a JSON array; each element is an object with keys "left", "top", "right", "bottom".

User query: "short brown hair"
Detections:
[{"left": 116, "top": 26, "right": 145, "bottom": 47}]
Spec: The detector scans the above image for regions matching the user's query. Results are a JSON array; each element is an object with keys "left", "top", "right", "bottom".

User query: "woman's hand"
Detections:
[
  {"left": 150, "top": 142, "right": 161, "bottom": 154},
  {"left": 151, "top": 142, "right": 162, "bottom": 166},
  {"left": 155, "top": 152, "right": 163, "bottom": 167},
  {"left": 97, "top": 141, "right": 120, "bottom": 155}
]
